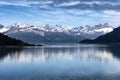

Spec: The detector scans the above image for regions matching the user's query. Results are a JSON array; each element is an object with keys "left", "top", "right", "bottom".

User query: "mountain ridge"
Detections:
[{"left": 0, "top": 23, "right": 114, "bottom": 44}]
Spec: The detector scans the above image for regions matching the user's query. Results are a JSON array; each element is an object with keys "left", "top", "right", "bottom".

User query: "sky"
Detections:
[{"left": 0, "top": 0, "right": 120, "bottom": 27}]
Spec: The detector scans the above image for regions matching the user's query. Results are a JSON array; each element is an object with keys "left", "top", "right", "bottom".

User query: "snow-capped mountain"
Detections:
[
  {"left": 0, "top": 23, "right": 114, "bottom": 44},
  {"left": 0, "top": 24, "right": 10, "bottom": 33}
]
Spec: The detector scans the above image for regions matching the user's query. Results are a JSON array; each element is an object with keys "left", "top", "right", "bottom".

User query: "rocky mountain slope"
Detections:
[{"left": 80, "top": 27, "right": 120, "bottom": 44}]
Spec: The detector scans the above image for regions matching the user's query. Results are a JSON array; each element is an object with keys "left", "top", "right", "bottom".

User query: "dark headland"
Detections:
[
  {"left": 80, "top": 27, "right": 120, "bottom": 44},
  {"left": 0, "top": 33, "right": 42, "bottom": 46}
]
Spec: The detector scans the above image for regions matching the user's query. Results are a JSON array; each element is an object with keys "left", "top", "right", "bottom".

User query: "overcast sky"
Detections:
[{"left": 0, "top": 0, "right": 120, "bottom": 27}]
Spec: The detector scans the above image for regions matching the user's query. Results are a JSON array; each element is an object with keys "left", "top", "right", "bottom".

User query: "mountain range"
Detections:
[{"left": 0, "top": 23, "right": 114, "bottom": 44}]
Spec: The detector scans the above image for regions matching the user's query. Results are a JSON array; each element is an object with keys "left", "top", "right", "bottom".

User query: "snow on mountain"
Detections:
[
  {"left": 0, "top": 27, "right": 9, "bottom": 33},
  {"left": 0, "top": 24, "right": 10, "bottom": 33},
  {"left": 94, "top": 28, "right": 113, "bottom": 33},
  {"left": 0, "top": 23, "right": 114, "bottom": 44},
  {"left": 43, "top": 24, "right": 72, "bottom": 32},
  {"left": 4, "top": 23, "right": 113, "bottom": 34}
]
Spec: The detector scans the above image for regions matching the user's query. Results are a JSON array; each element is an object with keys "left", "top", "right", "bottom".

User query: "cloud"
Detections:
[
  {"left": 0, "top": 1, "right": 39, "bottom": 7},
  {"left": 1, "top": 0, "right": 120, "bottom": 27},
  {"left": 103, "top": 10, "right": 120, "bottom": 15},
  {"left": 57, "top": 2, "right": 120, "bottom": 11},
  {"left": 55, "top": 1, "right": 80, "bottom": 7},
  {"left": 0, "top": 0, "right": 120, "bottom": 11},
  {"left": 0, "top": 0, "right": 53, "bottom": 7}
]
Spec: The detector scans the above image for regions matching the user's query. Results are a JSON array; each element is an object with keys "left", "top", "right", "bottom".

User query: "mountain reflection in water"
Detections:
[
  {"left": 0, "top": 45, "right": 119, "bottom": 62},
  {"left": 0, "top": 44, "right": 120, "bottom": 80}
]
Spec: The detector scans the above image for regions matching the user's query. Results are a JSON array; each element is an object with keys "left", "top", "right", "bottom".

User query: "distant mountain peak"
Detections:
[
  {"left": 94, "top": 23, "right": 111, "bottom": 29},
  {"left": 12, "top": 23, "right": 33, "bottom": 28}
]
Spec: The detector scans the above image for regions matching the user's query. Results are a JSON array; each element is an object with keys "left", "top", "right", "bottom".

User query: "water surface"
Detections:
[{"left": 0, "top": 44, "right": 120, "bottom": 80}]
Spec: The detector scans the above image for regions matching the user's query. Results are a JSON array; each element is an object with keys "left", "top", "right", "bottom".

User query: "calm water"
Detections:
[{"left": 0, "top": 44, "right": 120, "bottom": 80}]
